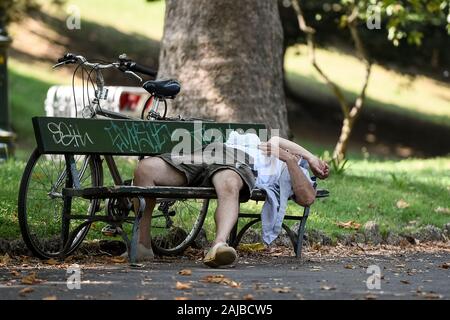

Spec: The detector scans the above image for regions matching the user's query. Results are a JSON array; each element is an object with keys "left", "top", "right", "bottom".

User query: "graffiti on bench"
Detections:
[{"left": 33, "top": 117, "right": 266, "bottom": 155}]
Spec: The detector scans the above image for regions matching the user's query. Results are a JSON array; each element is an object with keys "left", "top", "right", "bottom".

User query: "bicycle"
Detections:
[{"left": 18, "top": 53, "right": 210, "bottom": 259}]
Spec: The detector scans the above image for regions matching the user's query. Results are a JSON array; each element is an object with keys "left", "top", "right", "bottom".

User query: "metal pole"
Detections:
[{"left": 0, "top": 10, "right": 15, "bottom": 161}]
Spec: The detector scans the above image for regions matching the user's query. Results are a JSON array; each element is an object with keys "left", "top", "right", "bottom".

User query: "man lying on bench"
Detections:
[{"left": 130, "top": 132, "right": 329, "bottom": 267}]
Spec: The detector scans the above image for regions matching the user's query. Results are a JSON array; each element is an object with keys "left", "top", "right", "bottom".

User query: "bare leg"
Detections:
[
  {"left": 133, "top": 157, "right": 187, "bottom": 248},
  {"left": 211, "top": 170, "right": 243, "bottom": 245}
]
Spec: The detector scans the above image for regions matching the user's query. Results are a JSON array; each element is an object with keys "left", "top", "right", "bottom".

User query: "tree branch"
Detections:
[
  {"left": 347, "top": 7, "right": 372, "bottom": 120},
  {"left": 292, "top": 0, "right": 350, "bottom": 117}
]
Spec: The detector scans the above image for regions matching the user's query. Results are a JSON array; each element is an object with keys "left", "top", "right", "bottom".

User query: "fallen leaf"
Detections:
[
  {"left": 434, "top": 207, "right": 450, "bottom": 215},
  {"left": 110, "top": 256, "right": 127, "bottom": 264},
  {"left": 44, "top": 259, "right": 59, "bottom": 265},
  {"left": 438, "top": 262, "right": 449, "bottom": 269},
  {"left": 21, "top": 273, "right": 38, "bottom": 285},
  {"left": 174, "top": 297, "right": 190, "bottom": 300},
  {"left": 272, "top": 287, "right": 291, "bottom": 293},
  {"left": 336, "top": 221, "right": 361, "bottom": 230},
  {"left": 400, "top": 280, "right": 410, "bottom": 284},
  {"left": 42, "top": 295, "right": 58, "bottom": 300},
  {"left": 238, "top": 243, "right": 266, "bottom": 252},
  {"left": 243, "top": 294, "right": 254, "bottom": 300},
  {"left": 10, "top": 270, "right": 21, "bottom": 277},
  {"left": 396, "top": 199, "right": 410, "bottom": 209},
  {"left": 419, "top": 292, "right": 443, "bottom": 300},
  {"left": 178, "top": 269, "right": 192, "bottom": 276},
  {"left": 19, "top": 287, "right": 34, "bottom": 296},
  {"left": 0, "top": 253, "right": 11, "bottom": 266},
  {"left": 321, "top": 285, "right": 336, "bottom": 291},
  {"left": 202, "top": 275, "right": 240, "bottom": 288},
  {"left": 175, "top": 281, "right": 192, "bottom": 290},
  {"left": 364, "top": 294, "right": 378, "bottom": 300},
  {"left": 344, "top": 264, "right": 355, "bottom": 269}
]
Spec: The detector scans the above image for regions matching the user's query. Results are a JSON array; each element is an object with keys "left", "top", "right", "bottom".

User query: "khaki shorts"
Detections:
[{"left": 156, "top": 142, "right": 256, "bottom": 201}]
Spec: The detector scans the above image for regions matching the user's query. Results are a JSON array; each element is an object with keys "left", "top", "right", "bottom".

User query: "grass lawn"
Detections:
[{"left": 1, "top": 156, "right": 448, "bottom": 242}]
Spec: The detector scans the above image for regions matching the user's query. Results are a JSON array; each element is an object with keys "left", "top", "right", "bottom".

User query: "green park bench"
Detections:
[{"left": 29, "top": 116, "right": 329, "bottom": 263}]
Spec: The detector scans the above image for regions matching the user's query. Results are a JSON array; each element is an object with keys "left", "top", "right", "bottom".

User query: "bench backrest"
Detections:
[{"left": 32, "top": 117, "right": 267, "bottom": 156}]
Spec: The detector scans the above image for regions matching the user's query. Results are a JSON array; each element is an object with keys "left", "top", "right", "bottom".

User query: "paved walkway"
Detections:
[{"left": 0, "top": 248, "right": 448, "bottom": 300}]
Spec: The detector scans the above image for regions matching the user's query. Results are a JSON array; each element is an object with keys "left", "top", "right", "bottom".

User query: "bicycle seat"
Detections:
[{"left": 143, "top": 79, "right": 181, "bottom": 98}]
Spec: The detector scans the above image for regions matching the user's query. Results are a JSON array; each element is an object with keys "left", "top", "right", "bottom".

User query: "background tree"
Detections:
[
  {"left": 290, "top": 0, "right": 449, "bottom": 162},
  {"left": 157, "top": 0, "right": 290, "bottom": 138}
]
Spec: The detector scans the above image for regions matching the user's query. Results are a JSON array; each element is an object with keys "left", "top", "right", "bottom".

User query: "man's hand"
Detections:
[{"left": 308, "top": 156, "right": 329, "bottom": 179}]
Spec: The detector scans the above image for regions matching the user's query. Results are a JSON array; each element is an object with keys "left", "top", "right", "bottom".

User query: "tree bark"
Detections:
[{"left": 158, "top": 0, "right": 290, "bottom": 138}]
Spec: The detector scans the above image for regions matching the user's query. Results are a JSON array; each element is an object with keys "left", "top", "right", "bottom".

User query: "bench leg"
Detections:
[
  {"left": 130, "top": 197, "right": 146, "bottom": 264},
  {"left": 295, "top": 207, "right": 310, "bottom": 258},
  {"left": 229, "top": 223, "right": 238, "bottom": 247}
]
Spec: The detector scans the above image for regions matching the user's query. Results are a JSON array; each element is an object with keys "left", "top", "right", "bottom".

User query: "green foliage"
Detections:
[
  {"left": 0, "top": 0, "right": 40, "bottom": 26},
  {"left": 339, "top": 0, "right": 449, "bottom": 47},
  {"left": 0, "top": 0, "right": 64, "bottom": 28}
]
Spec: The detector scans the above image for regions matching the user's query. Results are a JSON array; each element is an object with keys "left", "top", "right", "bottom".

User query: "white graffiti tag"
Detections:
[{"left": 48, "top": 122, "right": 94, "bottom": 148}]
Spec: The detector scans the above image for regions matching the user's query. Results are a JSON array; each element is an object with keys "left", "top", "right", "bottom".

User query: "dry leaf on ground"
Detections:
[
  {"left": 238, "top": 243, "right": 266, "bottom": 252},
  {"left": 272, "top": 287, "right": 291, "bottom": 293},
  {"left": 434, "top": 207, "right": 450, "bottom": 214},
  {"left": 42, "top": 295, "right": 58, "bottom": 300},
  {"left": 202, "top": 275, "right": 241, "bottom": 288},
  {"left": 21, "top": 272, "right": 42, "bottom": 285},
  {"left": 396, "top": 199, "right": 410, "bottom": 209},
  {"left": 321, "top": 285, "right": 336, "bottom": 291},
  {"left": 336, "top": 221, "right": 361, "bottom": 230},
  {"left": 19, "top": 287, "right": 34, "bottom": 296},
  {"left": 10, "top": 270, "right": 21, "bottom": 277},
  {"left": 175, "top": 297, "right": 190, "bottom": 300},
  {"left": 243, "top": 294, "right": 254, "bottom": 300},
  {"left": 110, "top": 256, "right": 127, "bottom": 264},
  {"left": 175, "top": 281, "right": 192, "bottom": 290},
  {"left": 44, "top": 259, "right": 59, "bottom": 265},
  {"left": 178, "top": 269, "right": 192, "bottom": 276},
  {"left": 0, "top": 253, "right": 11, "bottom": 266}
]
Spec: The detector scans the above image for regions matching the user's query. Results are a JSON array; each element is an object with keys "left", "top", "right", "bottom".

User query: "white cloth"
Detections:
[{"left": 225, "top": 131, "right": 315, "bottom": 244}]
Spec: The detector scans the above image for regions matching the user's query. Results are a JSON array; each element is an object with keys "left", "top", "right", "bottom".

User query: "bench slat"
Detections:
[
  {"left": 62, "top": 186, "right": 330, "bottom": 202},
  {"left": 33, "top": 117, "right": 266, "bottom": 155}
]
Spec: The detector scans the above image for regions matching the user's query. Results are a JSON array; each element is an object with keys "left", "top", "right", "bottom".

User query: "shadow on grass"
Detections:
[
  {"left": 9, "top": 68, "right": 51, "bottom": 149},
  {"left": 11, "top": 11, "right": 161, "bottom": 86}
]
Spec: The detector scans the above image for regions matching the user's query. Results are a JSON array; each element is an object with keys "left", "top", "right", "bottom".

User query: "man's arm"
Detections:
[
  {"left": 258, "top": 144, "right": 316, "bottom": 207},
  {"left": 268, "top": 136, "right": 329, "bottom": 179}
]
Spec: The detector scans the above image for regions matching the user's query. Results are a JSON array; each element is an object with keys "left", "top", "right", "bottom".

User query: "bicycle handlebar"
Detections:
[
  {"left": 55, "top": 53, "right": 157, "bottom": 78},
  {"left": 126, "top": 62, "right": 157, "bottom": 78}
]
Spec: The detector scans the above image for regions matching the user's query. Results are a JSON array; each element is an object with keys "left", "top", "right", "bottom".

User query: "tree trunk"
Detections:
[
  {"left": 332, "top": 117, "right": 354, "bottom": 161},
  {"left": 158, "top": 0, "right": 290, "bottom": 138}
]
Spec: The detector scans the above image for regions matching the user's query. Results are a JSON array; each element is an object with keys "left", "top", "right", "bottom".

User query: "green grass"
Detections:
[
  {"left": 1, "top": 157, "right": 449, "bottom": 242},
  {"left": 285, "top": 45, "right": 450, "bottom": 127},
  {"left": 9, "top": 60, "right": 63, "bottom": 150}
]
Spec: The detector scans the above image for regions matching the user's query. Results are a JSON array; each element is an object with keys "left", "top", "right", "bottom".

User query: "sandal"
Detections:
[{"left": 203, "top": 242, "right": 237, "bottom": 268}]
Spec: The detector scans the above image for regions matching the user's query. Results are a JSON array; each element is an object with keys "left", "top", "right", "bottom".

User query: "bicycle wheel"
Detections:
[
  {"left": 151, "top": 199, "right": 209, "bottom": 255},
  {"left": 18, "top": 148, "right": 103, "bottom": 259}
]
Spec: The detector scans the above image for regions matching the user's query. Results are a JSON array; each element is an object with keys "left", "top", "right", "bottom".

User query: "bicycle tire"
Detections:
[
  {"left": 151, "top": 199, "right": 209, "bottom": 256},
  {"left": 18, "top": 148, "right": 103, "bottom": 259}
]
